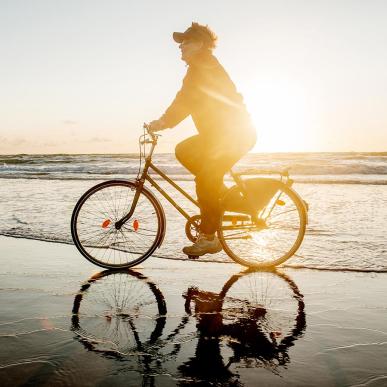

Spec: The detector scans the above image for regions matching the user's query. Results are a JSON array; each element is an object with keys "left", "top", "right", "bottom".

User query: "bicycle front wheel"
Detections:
[
  {"left": 72, "top": 269, "right": 167, "bottom": 356},
  {"left": 218, "top": 180, "right": 307, "bottom": 268},
  {"left": 71, "top": 180, "right": 165, "bottom": 269}
]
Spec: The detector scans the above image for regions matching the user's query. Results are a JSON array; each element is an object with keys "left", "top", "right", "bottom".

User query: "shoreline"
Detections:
[{"left": 2, "top": 235, "right": 387, "bottom": 273}]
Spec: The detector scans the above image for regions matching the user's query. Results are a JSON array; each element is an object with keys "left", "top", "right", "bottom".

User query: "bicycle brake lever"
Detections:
[{"left": 143, "top": 123, "right": 161, "bottom": 137}]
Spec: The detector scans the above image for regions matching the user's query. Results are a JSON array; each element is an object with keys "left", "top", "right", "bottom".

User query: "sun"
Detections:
[{"left": 242, "top": 78, "right": 311, "bottom": 153}]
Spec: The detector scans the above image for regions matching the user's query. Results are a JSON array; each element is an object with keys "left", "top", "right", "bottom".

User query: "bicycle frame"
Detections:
[{"left": 115, "top": 127, "right": 303, "bottom": 231}]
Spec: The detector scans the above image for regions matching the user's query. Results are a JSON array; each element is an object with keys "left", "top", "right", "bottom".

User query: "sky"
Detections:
[{"left": 1, "top": 0, "right": 387, "bottom": 154}]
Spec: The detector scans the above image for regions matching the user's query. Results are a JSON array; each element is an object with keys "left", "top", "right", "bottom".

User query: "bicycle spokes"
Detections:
[{"left": 218, "top": 183, "right": 306, "bottom": 268}]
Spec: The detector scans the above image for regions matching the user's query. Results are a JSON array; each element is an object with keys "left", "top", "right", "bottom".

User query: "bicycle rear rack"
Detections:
[
  {"left": 232, "top": 167, "right": 290, "bottom": 177},
  {"left": 230, "top": 167, "right": 293, "bottom": 187}
]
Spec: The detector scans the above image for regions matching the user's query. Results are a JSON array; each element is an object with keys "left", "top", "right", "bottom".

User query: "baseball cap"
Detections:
[{"left": 173, "top": 22, "right": 217, "bottom": 48}]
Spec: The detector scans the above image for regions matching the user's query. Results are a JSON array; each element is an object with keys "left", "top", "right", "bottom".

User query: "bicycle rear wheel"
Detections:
[
  {"left": 71, "top": 180, "right": 165, "bottom": 269},
  {"left": 219, "top": 270, "right": 306, "bottom": 357},
  {"left": 218, "top": 180, "right": 307, "bottom": 268}
]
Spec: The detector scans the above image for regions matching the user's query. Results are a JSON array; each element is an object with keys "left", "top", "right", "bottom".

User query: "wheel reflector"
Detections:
[
  {"left": 102, "top": 219, "right": 111, "bottom": 228},
  {"left": 276, "top": 199, "right": 285, "bottom": 206},
  {"left": 133, "top": 219, "right": 139, "bottom": 231}
]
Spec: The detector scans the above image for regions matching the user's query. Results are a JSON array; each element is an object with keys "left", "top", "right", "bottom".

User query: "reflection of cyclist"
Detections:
[
  {"left": 180, "top": 288, "right": 241, "bottom": 385},
  {"left": 180, "top": 287, "right": 290, "bottom": 383},
  {"left": 148, "top": 22, "right": 256, "bottom": 257}
]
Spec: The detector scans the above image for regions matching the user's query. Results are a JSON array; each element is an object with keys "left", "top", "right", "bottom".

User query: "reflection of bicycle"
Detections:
[
  {"left": 71, "top": 269, "right": 306, "bottom": 381},
  {"left": 71, "top": 125, "right": 308, "bottom": 269}
]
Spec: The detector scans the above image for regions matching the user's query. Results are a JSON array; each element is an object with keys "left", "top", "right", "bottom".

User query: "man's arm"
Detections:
[{"left": 149, "top": 69, "right": 193, "bottom": 131}]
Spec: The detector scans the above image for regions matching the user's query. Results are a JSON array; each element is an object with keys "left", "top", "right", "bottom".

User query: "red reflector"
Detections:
[
  {"left": 102, "top": 219, "right": 111, "bottom": 228},
  {"left": 133, "top": 219, "right": 139, "bottom": 231}
]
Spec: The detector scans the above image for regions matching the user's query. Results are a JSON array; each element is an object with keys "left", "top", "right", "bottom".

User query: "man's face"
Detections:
[{"left": 179, "top": 39, "right": 203, "bottom": 63}]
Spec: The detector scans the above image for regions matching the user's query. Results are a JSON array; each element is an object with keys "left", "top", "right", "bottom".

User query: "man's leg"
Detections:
[
  {"left": 176, "top": 134, "right": 225, "bottom": 231},
  {"left": 176, "top": 135, "right": 231, "bottom": 235},
  {"left": 195, "top": 170, "right": 221, "bottom": 235},
  {"left": 176, "top": 136, "right": 249, "bottom": 256},
  {"left": 175, "top": 135, "right": 205, "bottom": 176},
  {"left": 195, "top": 159, "right": 233, "bottom": 235},
  {"left": 196, "top": 133, "right": 256, "bottom": 236},
  {"left": 182, "top": 153, "right": 243, "bottom": 256}
]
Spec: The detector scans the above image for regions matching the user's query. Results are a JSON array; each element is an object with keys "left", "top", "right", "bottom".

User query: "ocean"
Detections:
[{"left": 1, "top": 152, "right": 387, "bottom": 272}]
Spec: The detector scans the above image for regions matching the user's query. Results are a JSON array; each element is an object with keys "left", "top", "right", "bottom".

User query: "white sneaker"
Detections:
[{"left": 183, "top": 233, "right": 223, "bottom": 257}]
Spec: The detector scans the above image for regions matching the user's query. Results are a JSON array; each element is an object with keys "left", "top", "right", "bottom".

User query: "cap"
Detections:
[{"left": 173, "top": 22, "right": 217, "bottom": 48}]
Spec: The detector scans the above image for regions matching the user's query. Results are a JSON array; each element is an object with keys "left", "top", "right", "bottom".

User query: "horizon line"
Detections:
[{"left": 1, "top": 151, "right": 387, "bottom": 156}]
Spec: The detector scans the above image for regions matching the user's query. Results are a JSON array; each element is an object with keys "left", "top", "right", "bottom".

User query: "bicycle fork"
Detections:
[{"left": 114, "top": 179, "right": 145, "bottom": 230}]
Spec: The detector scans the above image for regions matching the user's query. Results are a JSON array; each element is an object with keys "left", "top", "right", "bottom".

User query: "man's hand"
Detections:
[{"left": 148, "top": 119, "right": 167, "bottom": 132}]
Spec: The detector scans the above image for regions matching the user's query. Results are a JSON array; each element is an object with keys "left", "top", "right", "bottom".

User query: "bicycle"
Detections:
[{"left": 71, "top": 124, "right": 308, "bottom": 269}]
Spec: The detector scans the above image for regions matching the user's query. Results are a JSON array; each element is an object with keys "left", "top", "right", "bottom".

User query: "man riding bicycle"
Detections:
[{"left": 148, "top": 22, "right": 256, "bottom": 257}]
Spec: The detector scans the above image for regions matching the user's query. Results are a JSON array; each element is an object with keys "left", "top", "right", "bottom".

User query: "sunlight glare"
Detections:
[{"left": 243, "top": 78, "right": 311, "bottom": 152}]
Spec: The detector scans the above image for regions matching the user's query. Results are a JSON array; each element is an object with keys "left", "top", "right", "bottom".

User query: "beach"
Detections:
[
  {"left": 1, "top": 152, "right": 387, "bottom": 385},
  {"left": 1, "top": 235, "right": 387, "bottom": 386}
]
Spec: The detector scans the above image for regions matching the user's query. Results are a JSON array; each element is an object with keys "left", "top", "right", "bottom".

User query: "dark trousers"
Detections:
[{"left": 175, "top": 135, "right": 253, "bottom": 234}]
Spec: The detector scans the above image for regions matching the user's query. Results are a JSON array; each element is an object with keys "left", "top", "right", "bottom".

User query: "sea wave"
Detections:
[
  {"left": 0, "top": 173, "right": 387, "bottom": 185},
  {"left": 2, "top": 152, "right": 387, "bottom": 184}
]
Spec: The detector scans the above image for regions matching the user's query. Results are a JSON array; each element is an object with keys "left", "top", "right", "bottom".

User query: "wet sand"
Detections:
[{"left": 1, "top": 235, "right": 387, "bottom": 386}]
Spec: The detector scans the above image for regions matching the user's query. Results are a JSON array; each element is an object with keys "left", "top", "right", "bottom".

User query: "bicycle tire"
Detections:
[
  {"left": 71, "top": 269, "right": 167, "bottom": 356},
  {"left": 71, "top": 180, "right": 166, "bottom": 269},
  {"left": 217, "top": 269, "right": 306, "bottom": 365},
  {"left": 218, "top": 179, "right": 307, "bottom": 268}
]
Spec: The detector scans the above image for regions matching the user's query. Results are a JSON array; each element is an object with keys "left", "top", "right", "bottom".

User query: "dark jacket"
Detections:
[{"left": 161, "top": 51, "right": 256, "bottom": 145}]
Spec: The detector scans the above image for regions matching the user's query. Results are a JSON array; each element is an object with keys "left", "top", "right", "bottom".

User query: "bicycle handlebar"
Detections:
[
  {"left": 140, "top": 123, "right": 161, "bottom": 146},
  {"left": 143, "top": 123, "right": 162, "bottom": 138}
]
